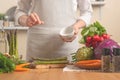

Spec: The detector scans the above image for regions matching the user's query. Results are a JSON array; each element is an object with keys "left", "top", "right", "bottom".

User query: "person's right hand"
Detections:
[{"left": 19, "top": 12, "right": 44, "bottom": 27}]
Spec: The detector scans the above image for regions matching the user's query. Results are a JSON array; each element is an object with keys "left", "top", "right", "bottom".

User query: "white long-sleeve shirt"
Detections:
[
  {"left": 14, "top": 0, "right": 93, "bottom": 61},
  {"left": 15, "top": 0, "right": 93, "bottom": 26}
]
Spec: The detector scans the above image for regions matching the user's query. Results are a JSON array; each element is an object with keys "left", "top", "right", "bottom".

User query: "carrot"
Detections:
[
  {"left": 74, "top": 60, "right": 101, "bottom": 70},
  {"left": 15, "top": 63, "right": 30, "bottom": 72},
  {"left": 16, "top": 63, "right": 30, "bottom": 67},
  {"left": 15, "top": 67, "right": 29, "bottom": 72},
  {"left": 78, "top": 62, "right": 101, "bottom": 69},
  {"left": 76, "top": 60, "right": 101, "bottom": 64}
]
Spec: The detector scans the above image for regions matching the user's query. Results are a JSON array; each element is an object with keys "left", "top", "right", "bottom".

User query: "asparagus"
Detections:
[
  {"left": 34, "top": 60, "right": 68, "bottom": 64},
  {"left": 32, "top": 57, "right": 68, "bottom": 65},
  {"left": 7, "top": 30, "right": 18, "bottom": 58},
  {"left": 32, "top": 56, "right": 68, "bottom": 61}
]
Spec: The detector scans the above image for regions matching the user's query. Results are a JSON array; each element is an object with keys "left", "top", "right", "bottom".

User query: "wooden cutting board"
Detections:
[{"left": 36, "top": 64, "right": 67, "bottom": 69}]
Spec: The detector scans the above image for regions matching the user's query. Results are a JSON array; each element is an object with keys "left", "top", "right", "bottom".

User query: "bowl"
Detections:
[{"left": 60, "top": 26, "right": 74, "bottom": 39}]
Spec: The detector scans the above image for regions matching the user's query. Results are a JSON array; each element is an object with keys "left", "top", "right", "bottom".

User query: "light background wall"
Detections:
[
  {"left": 0, "top": 0, "right": 120, "bottom": 59},
  {"left": 0, "top": 0, "right": 17, "bottom": 13}
]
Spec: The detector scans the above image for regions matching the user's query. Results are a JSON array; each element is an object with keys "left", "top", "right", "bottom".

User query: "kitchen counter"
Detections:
[{"left": 0, "top": 68, "right": 120, "bottom": 80}]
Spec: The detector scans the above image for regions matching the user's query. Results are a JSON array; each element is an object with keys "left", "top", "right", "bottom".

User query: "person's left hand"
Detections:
[
  {"left": 60, "top": 20, "right": 86, "bottom": 42},
  {"left": 60, "top": 34, "right": 76, "bottom": 42},
  {"left": 60, "top": 25, "right": 79, "bottom": 42}
]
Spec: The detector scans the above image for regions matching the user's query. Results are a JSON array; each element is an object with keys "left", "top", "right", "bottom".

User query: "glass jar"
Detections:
[
  {"left": 3, "top": 16, "right": 10, "bottom": 27},
  {"left": 101, "top": 48, "right": 111, "bottom": 72},
  {"left": 112, "top": 48, "right": 120, "bottom": 72}
]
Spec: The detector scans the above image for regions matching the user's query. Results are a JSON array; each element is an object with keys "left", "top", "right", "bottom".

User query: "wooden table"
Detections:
[{"left": 0, "top": 68, "right": 120, "bottom": 80}]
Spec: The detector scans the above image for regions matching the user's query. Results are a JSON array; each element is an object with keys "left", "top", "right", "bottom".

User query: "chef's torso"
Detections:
[
  {"left": 33, "top": 0, "right": 77, "bottom": 28},
  {"left": 26, "top": 0, "right": 79, "bottom": 61}
]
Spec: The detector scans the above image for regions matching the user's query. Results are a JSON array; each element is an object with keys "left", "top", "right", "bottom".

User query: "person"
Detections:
[{"left": 15, "top": 0, "right": 93, "bottom": 61}]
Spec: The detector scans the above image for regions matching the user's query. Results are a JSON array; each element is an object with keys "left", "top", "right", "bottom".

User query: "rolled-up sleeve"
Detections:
[
  {"left": 14, "top": 0, "right": 32, "bottom": 25},
  {"left": 77, "top": 0, "right": 93, "bottom": 26}
]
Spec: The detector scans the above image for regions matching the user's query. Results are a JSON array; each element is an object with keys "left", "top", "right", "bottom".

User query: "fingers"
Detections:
[
  {"left": 60, "top": 35, "right": 76, "bottom": 42},
  {"left": 73, "top": 26, "right": 79, "bottom": 35},
  {"left": 26, "top": 17, "right": 35, "bottom": 27},
  {"left": 26, "top": 12, "right": 44, "bottom": 27},
  {"left": 33, "top": 12, "right": 42, "bottom": 24},
  {"left": 30, "top": 13, "right": 37, "bottom": 23},
  {"left": 33, "top": 12, "right": 44, "bottom": 24},
  {"left": 74, "top": 29, "right": 78, "bottom": 35}
]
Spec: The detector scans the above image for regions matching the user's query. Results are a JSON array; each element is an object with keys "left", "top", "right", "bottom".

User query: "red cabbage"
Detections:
[{"left": 94, "top": 39, "right": 120, "bottom": 59}]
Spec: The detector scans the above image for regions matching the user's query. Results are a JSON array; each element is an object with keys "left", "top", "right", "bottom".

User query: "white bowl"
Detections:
[{"left": 60, "top": 26, "right": 74, "bottom": 39}]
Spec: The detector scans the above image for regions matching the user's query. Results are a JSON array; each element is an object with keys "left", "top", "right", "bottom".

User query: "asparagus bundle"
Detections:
[
  {"left": 32, "top": 57, "right": 69, "bottom": 64},
  {"left": 34, "top": 60, "right": 69, "bottom": 64},
  {"left": 7, "top": 30, "right": 18, "bottom": 58},
  {"left": 32, "top": 56, "right": 67, "bottom": 61}
]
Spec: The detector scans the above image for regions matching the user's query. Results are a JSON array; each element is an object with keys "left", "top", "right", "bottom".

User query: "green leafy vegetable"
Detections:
[
  {"left": 79, "top": 21, "right": 109, "bottom": 48},
  {"left": 0, "top": 53, "right": 15, "bottom": 73}
]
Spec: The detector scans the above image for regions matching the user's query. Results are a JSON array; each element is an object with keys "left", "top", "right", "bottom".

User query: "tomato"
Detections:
[{"left": 102, "top": 34, "right": 110, "bottom": 39}]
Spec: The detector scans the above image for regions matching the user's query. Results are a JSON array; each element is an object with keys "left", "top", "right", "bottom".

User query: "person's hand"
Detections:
[
  {"left": 27, "top": 12, "right": 44, "bottom": 27},
  {"left": 73, "top": 20, "right": 86, "bottom": 35},
  {"left": 60, "top": 34, "right": 76, "bottom": 42},
  {"left": 19, "top": 12, "right": 44, "bottom": 27},
  {"left": 60, "top": 25, "right": 79, "bottom": 42},
  {"left": 60, "top": 20, "right": 86, "bottom": 42}
]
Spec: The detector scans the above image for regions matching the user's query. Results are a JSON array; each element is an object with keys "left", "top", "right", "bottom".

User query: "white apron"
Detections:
[{"left": 26, "top": 0, "right": 79, "bottom": 61}]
